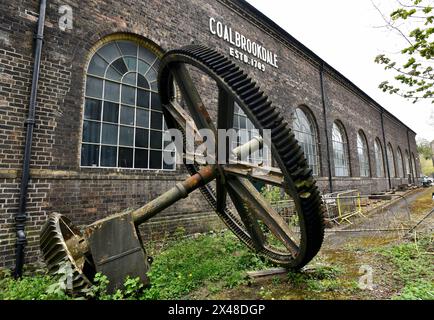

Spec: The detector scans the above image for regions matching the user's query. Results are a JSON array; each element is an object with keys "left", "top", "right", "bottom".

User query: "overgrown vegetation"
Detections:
[
  {"left": 142, "top": 231, "right": 270, "bottom": 299},
  {"left": 1, "top": 228, "right": 432, "bottom": 300},
  {"left": 379, "top": 235, "right": 434, "bottom": 300},
  {"left": 0, "top": 269, "right": 69, "bottom": 300},
  {"left": 0, "top": 231, "right": 270, "bottom": 300}
]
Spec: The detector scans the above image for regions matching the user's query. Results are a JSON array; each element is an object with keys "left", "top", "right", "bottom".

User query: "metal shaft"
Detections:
[
  {"left": 132, "top": 136, "right": 264, "bottom": 226},
  {"left": 132, "top": 165, "right": 217, "bottom": 225}
]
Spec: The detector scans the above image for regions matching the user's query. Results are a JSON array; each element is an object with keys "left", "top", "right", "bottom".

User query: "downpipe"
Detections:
[{"left": 14, "top": 0, "right": 47, "bottom": 278}]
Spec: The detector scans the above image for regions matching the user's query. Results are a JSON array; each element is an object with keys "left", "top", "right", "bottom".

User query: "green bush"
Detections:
[
  {"left": 0, "top": 231, "right": 273, "bottom": 300},
  {"left": 0, "top": 269, "right": 69, "bottom": 300}
]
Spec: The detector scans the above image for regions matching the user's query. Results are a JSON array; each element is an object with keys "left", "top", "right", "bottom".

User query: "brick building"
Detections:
[{"left": 0, "top": 0, "right": 421, "bottom": 269}]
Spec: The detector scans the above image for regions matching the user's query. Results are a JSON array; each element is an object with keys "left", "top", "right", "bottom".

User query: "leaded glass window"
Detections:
[
  {"left": 387, "top": 143, "right": 396, "bottom": 178},
  {"left": 232, "top": 103, "right": 271, "bottom": 166},
  {"left": 396, "top": 148, "right": 404, "bottom": 178},
  {"left": 292, "top": 108, "right": 320, "bottom": 176},
  {"left": 332, "top": 122, "right": 349, "bottom": 177},
  {"left": 357, "top": 131, "right": 370, "bottom": 177},
  {"left": 405, "top": 150, "right": 411, "bottom": 176},
  {"left": 81, "top": 40, "right": 175, "bottom": 170},
  {"left": 374, "top": 139, "right": 385, "bottom": 178}
]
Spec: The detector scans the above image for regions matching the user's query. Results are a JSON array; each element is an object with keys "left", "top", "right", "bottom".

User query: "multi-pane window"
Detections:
[
  {"left": 396, "top": 148, "right": 404, "bottom": 178},
  {"left": 387, "top": 143, "right": 396, "bottom": 178},
  {"left": 357, "top": 131, "right": 370, "bottom": 177},
  {"left": 81, "top": 40, "right": 175, "bottom": 170},
  {"left": 232, "top": 103, "right": 271, "bottom": 166},
  {"left": 405, "top": 150, "right": 411, "bottom": 177},
  {"left": 374, "top": 139, "right": 385, "bottom": 177},
  {"left": 292, "top": 108, "right": 320, "bottom": 176},
  {"left": 332, "top": 122, "right": 349, "bottom": 177},
  {"left": 411, "top": 153, "right": 417, "bottom": 178}
]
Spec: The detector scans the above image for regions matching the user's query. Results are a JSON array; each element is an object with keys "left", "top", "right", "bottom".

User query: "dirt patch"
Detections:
[{"left": 188, "top": 187, "right": 433, "bottom": 300}]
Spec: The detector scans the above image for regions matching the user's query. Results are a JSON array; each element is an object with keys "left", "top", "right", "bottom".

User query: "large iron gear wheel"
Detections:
[{"left": 159, "top": 45, "right": 325, "bottom": 269}]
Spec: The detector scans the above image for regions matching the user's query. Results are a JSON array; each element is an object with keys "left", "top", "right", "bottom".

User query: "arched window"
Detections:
[
  {"left": 387, "top": 143, "right": 396, "bottom": 178},
  {"left": 357, "top": 130, "right": 370, "bottom": 177},
  {"left": 374, "top": 138, "right": 385, "bottom": 177},
  {"left": 396, "top": 148, "right": 404, "bottom": 178},
  {"left": 411, "top": 153, "right": 417, "bottom": 178},
  {"left": 405, "top": 150, "right": 411, "bottom": 177},
  {"left": 80, "top": 39, "right": 175, "bottom": 170},
  {"left": 233, "top": 103, "right": 271, "bottom": 166},
  {"left": 332, "top": 122, "right": 349, "bottom": 177},
  {"left": 292, "top": 107, "right": 320, "bottom": 176}
]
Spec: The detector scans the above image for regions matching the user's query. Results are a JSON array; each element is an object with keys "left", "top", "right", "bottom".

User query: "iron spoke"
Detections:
[
  {"left": 223, "top": 162, "right": 285, "bottom": 187},
  {"left": 226, "top": 177, "right": 299, "bottom": 256},
  {"left": 171, "top": 63, "right": 217, "bottom": 134}
]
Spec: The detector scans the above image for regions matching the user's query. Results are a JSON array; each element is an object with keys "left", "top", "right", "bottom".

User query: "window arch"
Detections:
[
  {"left": 80, "top": 39, "right": 175, "bottom": 170},
  {"left": 357, "top": 130, "right": 370, "bottom": 177},
  {"left": 292, "top": 107, "right": 320, "bottom": 176},
  {"left": 332, "top": 121, "right": 350, "bottom": 177},
  {"left": 396, "top": 147, "right": 404, "bottom": 178},
  {"left": 387, "top": 143, "right": 396, "bottom": 178},
  {"left": 374, "top": 138, "right": 385, "bottom": 177}
]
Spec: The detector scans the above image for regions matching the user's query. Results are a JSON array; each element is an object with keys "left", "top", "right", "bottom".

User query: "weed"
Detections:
[{"left": 379, "top": 235, "right": 433, "bottom": 300}]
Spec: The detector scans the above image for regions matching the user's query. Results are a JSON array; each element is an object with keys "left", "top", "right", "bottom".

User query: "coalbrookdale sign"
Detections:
[{"left": 209, "top": 17, "right": 278, "bottom": 72}]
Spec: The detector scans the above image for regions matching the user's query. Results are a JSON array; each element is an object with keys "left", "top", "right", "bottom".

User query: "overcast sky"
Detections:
[{"left": 246, "top": 0, "right": 434, "bottom": 141}]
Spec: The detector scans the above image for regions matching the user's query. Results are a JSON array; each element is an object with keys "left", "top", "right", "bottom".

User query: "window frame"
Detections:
[
  {"left": 357, "top": 130, "right": 370, "bottom": 177},
  {"left": 374, "top": 138, "right": 385, "bottom": 178},
  {"left": 331, "top": 121, "right": 350, "bottom": 177},
  {"left": 80, "top": 39, "right": 175, "bottom": 171},
  {"left": 396, "top": 147, "right": 404, "bottom": 178},
  {"left": 292, "top": 107, "right": 321, "bottom": 176},
  {"left": 387, "top": 143, "right": 396, "bottom": 178}
]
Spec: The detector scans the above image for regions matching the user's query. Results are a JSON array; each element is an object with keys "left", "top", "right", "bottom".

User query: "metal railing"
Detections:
[
  {"left": 322, "top": 190, "right": 363, "bottom": 224},
  {"left": 322, "top": 191, "right": 412, "bottom": 225}
]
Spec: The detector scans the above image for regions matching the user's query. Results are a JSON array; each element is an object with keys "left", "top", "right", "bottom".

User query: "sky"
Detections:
[{"left": 245, "top": 0, "right": 434, "bottom": 142}]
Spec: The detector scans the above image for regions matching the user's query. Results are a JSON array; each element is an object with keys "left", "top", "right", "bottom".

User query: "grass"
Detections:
[
  {"left": 378, "top": 235, "right": 434, "bottom": 300},
  {"left": 0, "top": 228, "right": 432, "bottom": 300},
  {"left": 141, "top": 231, "right": 270, "bottom": 299},
  {"left": 0, "top": 231, "right": 270, "bottom": 300}
]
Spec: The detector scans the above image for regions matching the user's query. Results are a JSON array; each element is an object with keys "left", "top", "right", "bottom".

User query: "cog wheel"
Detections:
[
  {"left": 158, "top": 45, "right": 325, "bottom": 268},
  {"left": 39, "top": 213, "right": 95, "bottom": 292}
]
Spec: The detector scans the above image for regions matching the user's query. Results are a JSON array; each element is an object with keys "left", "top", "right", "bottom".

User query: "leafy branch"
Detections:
[{"left": 373, "top": 0, "right": 434, "bottom": 103}]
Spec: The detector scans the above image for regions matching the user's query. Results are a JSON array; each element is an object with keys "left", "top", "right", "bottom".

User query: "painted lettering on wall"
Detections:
[{"left": 209, "top": 17, "right": 278, "bottom": 72}]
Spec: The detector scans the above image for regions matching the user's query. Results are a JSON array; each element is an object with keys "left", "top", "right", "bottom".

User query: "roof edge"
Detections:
[{"left": 220, "top": 0, "right": 417, "bottom": 135}]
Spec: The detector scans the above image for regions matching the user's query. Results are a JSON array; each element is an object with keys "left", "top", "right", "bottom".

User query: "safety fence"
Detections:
[
  {"left": 268, "top": 190, "right": 413, "bottom": 227},
  {"left": 322, "top": 190, "right": 364, "bottom": 224}
]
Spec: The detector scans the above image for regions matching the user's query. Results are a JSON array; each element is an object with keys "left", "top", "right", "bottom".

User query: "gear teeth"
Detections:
[{"left": 40, "top": 213, "right": 93, "bottom": 292}]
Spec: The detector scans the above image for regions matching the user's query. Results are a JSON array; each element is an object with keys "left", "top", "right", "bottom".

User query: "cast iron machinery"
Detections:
[{"left": 40, "top": 45, "right": 325, "bottom": 292}]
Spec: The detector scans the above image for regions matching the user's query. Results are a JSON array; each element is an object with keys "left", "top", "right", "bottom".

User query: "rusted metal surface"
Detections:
[
  {"left": 131, "top": 165, "right": 216, "bottom": 225},
  {"left": 227, "top": 178, "right": 299, "bottom": 256},
  {"left": 223, "top": 162, "right": 284, "bottom": 187},
  {"left": 86, "top": 213, "right": 150, "bottom": 292}
]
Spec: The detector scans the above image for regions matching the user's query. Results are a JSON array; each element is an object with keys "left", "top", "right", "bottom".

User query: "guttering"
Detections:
[
  {"left": 380, "top": 109, "right": 392, "bottom": 190},
  {"left": 319, "top": 63, "right": 333, "bottom": 193},
  {"left": 14, "top": 0, "right": 47, "bottom": 278}
]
